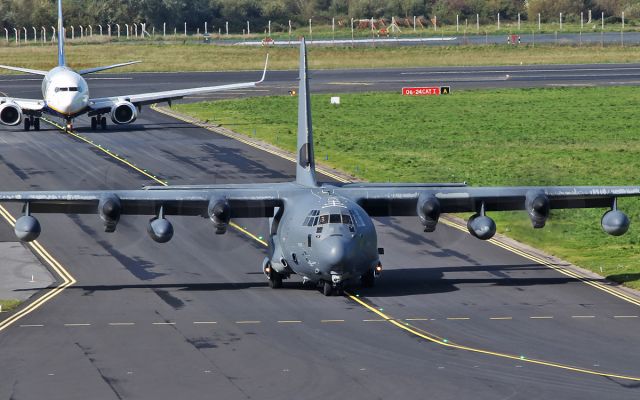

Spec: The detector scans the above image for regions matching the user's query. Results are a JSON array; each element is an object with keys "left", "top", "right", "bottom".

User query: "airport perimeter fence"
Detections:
[{"left": 2, "top": 10, "right": 640, "bottom": 47}]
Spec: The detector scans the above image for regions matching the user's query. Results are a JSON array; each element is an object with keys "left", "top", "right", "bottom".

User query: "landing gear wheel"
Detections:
[
  {"left": 91, "top": 117, "right": 97, "bottom": 130},
  {"left": 361, "top": 269, "right": 375, "bottom": 288},
  {"left": 100, "top": 116, "right": 107, "bottom": 130},
  {"left": 24, "top": 118, "right": 31, "bottom": 131},
  {"left": 33, "top": 118, "right": 40, "bottom": 131},
  {"left": 268, "top": 265, "right": 283, "bottom": 289},
  {"left": 322, "top": 281, "right": 333, "bottom": 296},
  {"left": 333, "top": 284, "right": 344, "bottom": 296}
]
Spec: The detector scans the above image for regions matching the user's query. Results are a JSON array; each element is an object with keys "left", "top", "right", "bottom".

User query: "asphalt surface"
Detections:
[{"left": 0, "top": 66, "right": 639, "bottom": 399}]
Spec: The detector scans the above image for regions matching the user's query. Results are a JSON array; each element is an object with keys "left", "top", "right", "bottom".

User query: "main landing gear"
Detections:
[
  {"left": 321, "top": 281, "right": 343, "bottom": 297},
  {"left": 23, "top": 117, "right": 41, "bottom": 131},
  {"left": 90, "top": 116, "right": 107, "bottom": 130}
]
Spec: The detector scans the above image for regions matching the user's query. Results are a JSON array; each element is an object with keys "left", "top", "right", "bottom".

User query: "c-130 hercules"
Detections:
[{"left": 0, "top": 38, "right": 638, "bottom": 296}]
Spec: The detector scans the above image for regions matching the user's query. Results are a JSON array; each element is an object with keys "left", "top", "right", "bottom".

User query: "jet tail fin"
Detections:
[
  {"left": 78, "top": 61, "right": 142, "bottom": 75},
  {"left": 57, "top": 0, "right": 65, "bottom": 66},
  {"left": 295, "top": 38, "right": 318, "bottom": 187}
]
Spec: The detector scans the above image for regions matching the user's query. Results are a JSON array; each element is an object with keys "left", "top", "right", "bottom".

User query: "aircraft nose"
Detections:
[{"left": 319, "top": 236, "right": 348, "bottom": 267}]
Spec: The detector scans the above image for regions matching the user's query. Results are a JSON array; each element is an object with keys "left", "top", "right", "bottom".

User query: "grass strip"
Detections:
[
  {"left": 0, "top": 43, "right": 639, "bottom": 73},
  {"left": 0, "top": 299, "right": 21, "bottom": 312},
  {"left": 175, "top": 87, "right": 640, "bottom": 290}
]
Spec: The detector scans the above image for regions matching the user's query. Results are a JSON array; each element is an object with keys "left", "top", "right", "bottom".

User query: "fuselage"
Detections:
[
  {"left": 272, "top": 191, "right": 380, "bottom": 286},
  {"left": 41, "top": 66, "right": 89, "bottom": 117}
]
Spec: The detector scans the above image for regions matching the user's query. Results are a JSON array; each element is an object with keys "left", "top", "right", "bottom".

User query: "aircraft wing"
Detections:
[
  {"left": 333, "top": 184, "right": 640, "bottom": 215},
  {"left": 0, "top": 184, "right": 285, "bottom": 219},
  {"left": 0, "top": 97, "right": 46, "bottom": 112},
  {"left": 87, "top": 55, "right": 269, "bottom": 113}
]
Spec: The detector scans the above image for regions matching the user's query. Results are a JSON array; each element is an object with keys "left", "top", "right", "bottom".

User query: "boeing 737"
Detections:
[
  {"left": 0, "top": 38, "right": 638, "bottom": 296},
  {"left": 0, "top": 0, "right": 267, "bottom": 132}
]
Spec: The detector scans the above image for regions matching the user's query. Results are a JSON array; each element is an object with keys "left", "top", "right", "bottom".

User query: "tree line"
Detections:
[{"left": 1, "top": 1, "right": 639, "bottom": 33}]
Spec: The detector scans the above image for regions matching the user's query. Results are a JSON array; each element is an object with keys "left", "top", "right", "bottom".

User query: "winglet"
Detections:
[
  {"left": 57, "top": 0, "right": 66, "bottom": 66},
  {"left": 257, "top": 54, "right": 269, "bottom": 84},
  {"left": 295, "top": 38, "right": 318, "bottom": 187}
]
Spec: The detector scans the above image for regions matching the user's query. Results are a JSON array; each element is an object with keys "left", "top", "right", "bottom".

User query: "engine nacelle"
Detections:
[
  {"left": 208, "top": 198, "right": 231, "bottom": 234},
  {"left": 417, "top": 194, "right": 441, "bottom": 232},
  {"left": 99, "top": 194, "right": 122, "bottom": 232},
  {"left": 525, "top": 191, "right": 550, "bottom": 229},
  {"left": 601, "top": 210, "right": 630, "bottom": 236},
  {"left": 14, "top": 215, "right": 41, "bottom": 242},
  {"left": 467, "top": 214, "right": 496, "bottom": 241},
  {"left": 147, "top": 217, "right": 174, "bottom": 243},
  {"left": 0, "top": 102, "right": 23, "bottom": 126},
  {"left": 110, "top": 101, "right": 137, "bottom": 124}
]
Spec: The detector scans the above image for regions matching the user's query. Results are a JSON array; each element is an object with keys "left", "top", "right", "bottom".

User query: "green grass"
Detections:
[
  {"left": 175, "top": 87, "right": 640, "bottom": 290},
  {"left": 0, "top": 299, "right": 21, "bottom": 312},
  {"left": 0, "top": 43, "right": 639, "bottom": 73}
]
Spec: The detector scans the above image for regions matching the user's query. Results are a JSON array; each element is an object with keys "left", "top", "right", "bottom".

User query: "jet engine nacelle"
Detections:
[
  {"left": 147, "top": 217, "right": 174, "bottom": 243},
  {"left": 99, "top": 194, "right": 121, "bottom": 232},
  {"left": 417, "top": 194, "right": 441, "bottom": 232},
  {"left": 525, "top": 191, "right": 550, "bottom": 229},
  {"left": 110, "top": 101, "right": 137, "bottom": 124},
  {"left": 601, "top": 210, "right": 630, "bottom": 236},
  {"left": 14, "top": 215, "right": 41, "bottom": 242},
  {"left": 208, "top": 198, "right": 231, "bottom": 234},
  {"left": 467, "top": 214, "right": 496, "bottom": 241},
  {"left": 0, "top": 102, "right": 23, "bottom": 126}
]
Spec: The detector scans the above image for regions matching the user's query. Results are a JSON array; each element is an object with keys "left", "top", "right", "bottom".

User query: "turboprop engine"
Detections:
[
  {"left": 525, "top": 191, "right": 550, "bottom": 228},
  {"left": 0, "top": 102, "right": 23, "bottom": 126},
  {"left": 110, "top": 101, "right": 137, "bottom": 124},
  {"left": 208, "top": 198, "right": 231, "bottom": 234},
  {"left": 417, "top": 194, "right": 441, "bottom": 232},
  {"left": 98, "top": 194, "right": 122, "bottom": 232}
]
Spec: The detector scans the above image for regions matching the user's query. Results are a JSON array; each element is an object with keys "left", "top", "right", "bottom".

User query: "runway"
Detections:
[{"left": 0, "top": 66, "right": 639, "bottom": 399}]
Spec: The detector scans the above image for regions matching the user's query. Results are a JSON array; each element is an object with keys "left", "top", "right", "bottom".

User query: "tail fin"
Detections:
[
  {"left": 57, "top": 0, "right": 66, "bottom": 66},
  {"left": 295, "top": 38, "right": 318, "bottom": 187}
]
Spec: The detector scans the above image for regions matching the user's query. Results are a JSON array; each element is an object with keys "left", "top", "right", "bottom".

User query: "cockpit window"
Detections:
[
  {"left": 318, "top": 214, "right": 329, "bottom": 225},
  {"left": 54, "top": 87, "right": 78, "bottom": 93},
  {"left": 329, "top": 214, "right": 341, "bottom": 224},
  {"left": 342, "top": 214, "right": 352, "bottom": 225},
  {"left": 303, "top": 210, "right": 321, "bottom": 226},
  {"left": 69, "top": 87, "right": 78, "bottom": 92}
]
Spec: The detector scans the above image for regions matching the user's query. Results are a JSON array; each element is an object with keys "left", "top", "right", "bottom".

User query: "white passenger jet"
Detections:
[{"left": 0, "top": 0, "right": 267, "bottom": 132}]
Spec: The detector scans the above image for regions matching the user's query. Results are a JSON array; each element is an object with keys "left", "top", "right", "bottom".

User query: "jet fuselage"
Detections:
[{"left": 41, "top": 66, "right": 89, "bottom": 117}]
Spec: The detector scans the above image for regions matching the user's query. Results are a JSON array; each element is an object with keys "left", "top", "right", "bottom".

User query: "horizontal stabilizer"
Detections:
[
  {"left": 0, "top": 65, "right": 48, "bottom": 76},
  {"left": 79, "top": 61, "right": 141, "bottom": 75}
]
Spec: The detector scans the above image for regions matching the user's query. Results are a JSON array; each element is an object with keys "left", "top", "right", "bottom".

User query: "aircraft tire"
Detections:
[
  {"left": 361, "top": 269, "right": 375, "bottom": 288},
  {"left": 322, "top": 281, "right": 333, "bottom": 296},
  {"left": 33, "top": 118, "right": 40, "bottom": 131},
  {"left": 100, "top": 116, "right": 107, "bottom": 130},
  {"left": 268, "top": 267, "right": 283, "bottom": 289},
  {"left": 91, "top": 117, "right": 97, "bottom": 130},
  {"left": 24, "top": 118, "right": 31, "bottom": 131}
]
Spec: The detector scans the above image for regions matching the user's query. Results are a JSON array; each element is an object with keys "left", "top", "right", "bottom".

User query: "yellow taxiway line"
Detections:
[{"left": 0, "top": 204, "right": 76, "bottom": 333}]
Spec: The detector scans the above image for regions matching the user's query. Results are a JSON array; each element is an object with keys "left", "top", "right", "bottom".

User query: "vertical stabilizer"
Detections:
[
  {"left": 295, "top": 38, "right": 318, "bottom": 187},
  {"left": 57, "top": 0, "right": 66, "bottom": 66}
]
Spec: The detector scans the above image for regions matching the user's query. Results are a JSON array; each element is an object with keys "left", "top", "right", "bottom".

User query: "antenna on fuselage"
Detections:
[
  {"left": 295, "top": 37, "right": 318, "bottom": 188},
  {"left": 57, "top": 0, "right": 66, "bottom": 67}
]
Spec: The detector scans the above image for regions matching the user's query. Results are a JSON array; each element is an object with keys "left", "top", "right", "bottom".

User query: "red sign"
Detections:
[
  {"left": 403, "top": 87, "right": 440, "bottom": 96},
  {"left": 402, "top": 86, "right": 450, "bottom": 96}
]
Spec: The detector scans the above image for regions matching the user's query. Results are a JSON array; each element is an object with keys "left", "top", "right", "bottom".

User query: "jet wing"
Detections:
[
  {"left": 88, "top": 55, "right": 269, "bottom": 113},
  {"left": 333, "top": 184, "right": 640, "bottom": 216},
  {"left": 0, "top": 184, "right": 286, "bottom": 219},
  {"left": 0, "top": 97, "right": 46, "bottom": 112}
]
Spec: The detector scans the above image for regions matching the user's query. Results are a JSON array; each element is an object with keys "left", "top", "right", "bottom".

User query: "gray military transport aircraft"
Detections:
[
  {"left": 0, "top": 39, "right": 638, "bottom": 296},
  {"left": 0, "top": 0, "right": 267, "bottom": 132}
]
